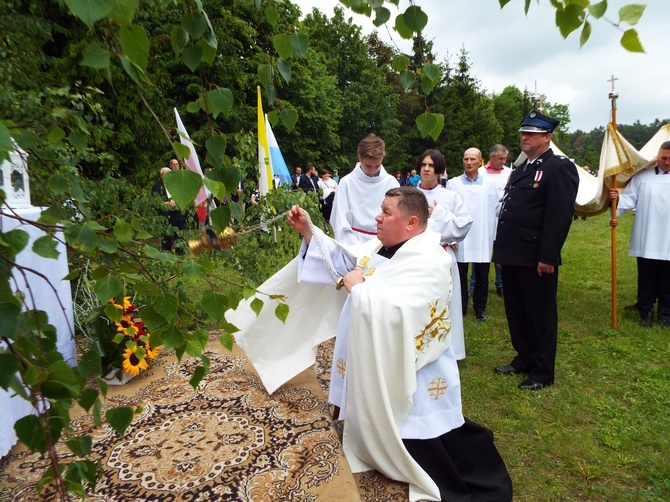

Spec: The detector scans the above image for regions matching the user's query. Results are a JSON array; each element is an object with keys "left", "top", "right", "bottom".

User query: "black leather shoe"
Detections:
[
  {"left": 475, "top": 310, "right": 488, "bottom": 321},
  {"left": 659, "top": 315, "right": 670, "bottom": 328},
  {"left": 496, "top": 287, "right": 504, "bottom": 298},
  {"left": 639, "top": 312, "right": 653, "bottom": 327},
  {"left": 494, "top": 364, "right": 518, "bottom": 375},
  {"left": 518, "top": 378, "right": 548, "bottom": 391}
]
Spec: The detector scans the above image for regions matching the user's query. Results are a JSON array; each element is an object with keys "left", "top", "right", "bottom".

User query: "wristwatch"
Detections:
[{"left": 335, "top": 277, "right": 345, "bottom": 290}]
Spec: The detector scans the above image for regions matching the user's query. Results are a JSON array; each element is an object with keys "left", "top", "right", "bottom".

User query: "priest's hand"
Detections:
[
  {"left": 287, "top": 205, "right": 313, "bottom": 244},
  {"left": 608, "top": 189, "right": 619, "bottom": 200},
  {"left": 343, "top": 267, "right": 365, "bottom": 292}
]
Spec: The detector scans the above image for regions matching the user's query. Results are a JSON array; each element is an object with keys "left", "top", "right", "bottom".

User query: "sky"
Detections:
[{"left": 292, "top": 0, "right": 669, "bottom": 132}]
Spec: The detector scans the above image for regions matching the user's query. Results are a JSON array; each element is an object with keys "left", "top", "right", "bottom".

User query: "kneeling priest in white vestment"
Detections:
[{"left": 228, "top": 187, "right": 511, "bottom": 502}]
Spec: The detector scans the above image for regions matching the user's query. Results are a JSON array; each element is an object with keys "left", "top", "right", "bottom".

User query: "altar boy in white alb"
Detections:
[
  {"left": 229, "top": 187, "right": 511, "bottom": 502},
  {"left": 610, "top": 140, "right": 670, "bottom": 328}
]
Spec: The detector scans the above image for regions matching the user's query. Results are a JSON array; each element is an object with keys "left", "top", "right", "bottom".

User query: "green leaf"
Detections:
[
  {"left": 113, "top": 217, "right": 133, "bottom": 245},
  {"left": 394, "top": 13, "right": 413, "bottom": 39},
  {"left": 276, "top": 59, "right": 291, "bottom": 85},
  {"left": 399, "top": 70, "right": 416, "bottom": 90},
  {"left": 1, "top": 229, "right": 29, "bottom": 257},
  {"left": 555, "top": 4, "right": 584, "bottom": 38},
  {"left": 105, "top": 406, "right": 134, "bottom": 436},
  {"left": 250, "top": 297, "right": 263, "bottom": 317},
  {"left": 619, "top": 4, "right": 646, "bottom": 26},
  {"left": 180, "top": 260, "right": 205, "bottom": 280},
  {"left": 47, "top": 174, "right": 69, "bottom": 195},
  {"left": 119, "top": 55, "right": 150, "bottom": 86},
  {"left": 198, "top": 38, "right": 216, "bottom": 65},
  {"left": 77, "top": 350, "right": 102, "bottom": 379},
  {"left": 160, "top": 326, "right": 184, "bottom": 349},
  {"left": 143, "top": 245, "right": 179, "bottom": 264},
  {"left": 108, "top": 0, "right": 137, "bottom": 25},
  {"left": 171, "top": 26, "right": 189, "bottom": 57},
  {"left": 423, "top": 63, "right": 441, "bottom": 84},
  {"left": 205, "top": 134, "right": 227, "bottom": 162},
  {"left": 81, "top": 43, "right": 110, "bottom": 69},
  {"left": 273, "top": 34, "right": 294, "bottom": 60},
  {"left": 119, "top": 25, "right": 149, "bottom": 70},
  {"left": 219, "top": 331, "right": 234, "bottom": 351},
  {"left": 265, "top": 6, "right": 279, "bottom": 26},
  {"left": 279, "top": 109, "right": 298, "bottom": 132},
  {"left": 0, "top": 353, "right": 20, "bottom": 388},
  {"left": 0, "top": 123, "right": 12, "bottom": 161},
  {"left": 189, "top": 365, "right": 206, "bottom": 388},
  {"left": 420, "top": 75, "right": 436, "bottom": 95},
  {"left": 373, "top": 7, "right": 391, "bottom": 26},
  {"left": 65, "top": 436, "right": 93, "bottom": 457},
  {"left": 274, "top": 303, "right": 289, "bottom": 324},
  {"left": 63, "top": 0, "right": 112, "bottom": 27},
  {"left": 172, "top": 141, "right": 190, "bottom": 161},
  {"left": 392, "top": 54, "right": 410, "bottom": 72},
  {"left": 580, "top": 20, "right": 592, "bottom": 47},
  {"left": 48, "top": 126, "right": 66, "bottom": 143},
  {"left": 69, "top": 129, "right": 88, "bottom": 152},
  {"left": 258, "top": 64, "right": 273, "bottom": 88},
  {"left": 200, "top": 292, "right": 228, "bottom": 322},
  {"left": 64, "top": 223, "right": 100, "bottom": 252},
  {"left": 182, "top": 11, "right": 207, "bottom": 38},
  {"left": 402, "top": 5, "right": 428, "bottom": 33},
  {"left": 206, "top": 88, "right": 233, "bottom": 119},
  {"left": 163, "top": 169, "right": 203, "bottom": 211},
  {"left": 93, "top": 274, "right": 123, "bottom": 303},
  {"left": 587, "top": 0, "right": 607, "bottom": 19},
  {"left": 77, "top": 388, "right": 99, "bottom": 412},
  {"left": 16, "top": 415, "right": 48, "bottom": 453},
  {"left": 32, "top": 235, "right": 60, "bottom": 259},
  {"left": 416, "top": 112, "right": 444, "bottom": 141},
  {"left": 209, "top": 204, "right": 231, "bottom": 234},
  {"left": 151, "top": 293, "right": 179, "bottom": 322},
  {"left": 291, "top": 33, "right": 308, "bottom": 58},
  {"left": 132, "top": 280, "right": 160, "bottom": 297},
  {"left": 181, "top": 45, "right": 203, "bottom": 72},
  {"left": 620, "top": 28, "right": 644, "bottom": 52}
]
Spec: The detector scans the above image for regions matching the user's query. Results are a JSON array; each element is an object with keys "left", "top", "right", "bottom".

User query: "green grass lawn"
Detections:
[{"left": 459, "top": 211, "right": 670, "bottom": 501}]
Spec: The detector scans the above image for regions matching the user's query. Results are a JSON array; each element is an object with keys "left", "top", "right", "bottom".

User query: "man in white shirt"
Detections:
[
  {"left": 610, "top": 140, "right": 670, "bottom": 327},
  {"left": 448, "top": 148, "right": 500, "bottom": 321},
  {"left": 329, "top": 133, "right": 399, "bottom": 245},
  {"left": 478, "top": 144, "right": 512, "bottom": 297}
]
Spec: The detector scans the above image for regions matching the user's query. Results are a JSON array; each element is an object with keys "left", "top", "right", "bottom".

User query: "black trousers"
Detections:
[
  {"left": 403, "top": 419, "right": 513, "bottom": 502},
  {"left": 636, "top": 257, "right": 670, "bottom": 318},
  {"left": 458, "top": 262, "right": 490, "bottom": 314},
  {"left": 501, "top": 264, "right": 558, "bottom": 385}
]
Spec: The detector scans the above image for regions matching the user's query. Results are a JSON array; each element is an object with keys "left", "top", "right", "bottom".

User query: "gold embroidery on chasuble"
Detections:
[
  {"left": 336, "top": 358, "right": 346, "bottom": 379},
  {"left": 357, "top": 256, "right": 371, "bottom": 268},
  {"left": 414, "top": 300, "right": 451, "bottom": 358},
  {"left": 428, "top": 378, "right": 448, "bottom": 400}
]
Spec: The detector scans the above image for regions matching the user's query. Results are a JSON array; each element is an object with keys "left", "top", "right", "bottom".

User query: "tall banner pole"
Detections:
[{"left": 608, "top": 76, "right": 619, "bottom": 329}]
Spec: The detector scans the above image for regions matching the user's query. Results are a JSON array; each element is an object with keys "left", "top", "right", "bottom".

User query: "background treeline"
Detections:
[{"left": 2, "top": 0, "right": 667, "bottom": 193}]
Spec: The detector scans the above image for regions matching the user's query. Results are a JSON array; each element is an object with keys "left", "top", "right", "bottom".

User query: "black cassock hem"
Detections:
[{"left": 403, "top": 418, "right": 513, "bottom": 502}]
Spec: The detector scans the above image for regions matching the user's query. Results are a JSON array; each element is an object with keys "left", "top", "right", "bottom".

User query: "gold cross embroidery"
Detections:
[
  {"left": 336, "top": 358, "right": 346, "bottom": 379},
  {"left": 415, "top": 299, "right": 451, "bottom": 356},
  {"left": 428, "top": 378, "right": 448, "bottom": 400}
]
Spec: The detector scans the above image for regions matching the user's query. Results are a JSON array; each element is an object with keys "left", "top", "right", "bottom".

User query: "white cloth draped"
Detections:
[{"left": 0, "top": 206, "right": 74, "bottom": 458}]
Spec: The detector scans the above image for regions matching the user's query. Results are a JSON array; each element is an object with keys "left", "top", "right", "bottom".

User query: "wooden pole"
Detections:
[{"left": 608, "top": 76, "right": 619, "bottom": 329}]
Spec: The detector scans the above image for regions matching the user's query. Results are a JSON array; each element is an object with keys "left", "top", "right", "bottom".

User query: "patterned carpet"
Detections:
[{"left": 0, "top": 334, "right": 362, "bottom": 501}]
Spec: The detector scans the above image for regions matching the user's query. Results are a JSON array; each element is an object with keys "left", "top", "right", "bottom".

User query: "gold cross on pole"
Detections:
[{"left": 608, "top": 74, "right": 618, "bottom": 92}]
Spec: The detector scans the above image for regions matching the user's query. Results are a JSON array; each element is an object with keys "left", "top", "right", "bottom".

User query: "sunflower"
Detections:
[
  {"left": 110, "top": 296, "right": 133, "bottom": 312},
  {"left": 144, "top": 342, "right": 160, "bottom": 360},
  {"left": 115, "top": 314, "right": 137, "bottom": 336},
  {"left": 122, "top": 345, "right": 149, "bottom": 376}
]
